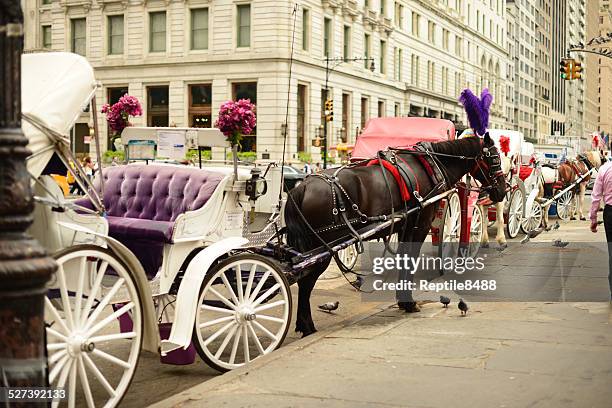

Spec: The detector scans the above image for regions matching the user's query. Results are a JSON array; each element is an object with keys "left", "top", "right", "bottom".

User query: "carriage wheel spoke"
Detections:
[
  {"left": 89, "top": 331, "right": 137, "bottom": 343},
  {"left": 252, "top": 320, "right": 277, "bottom": 341},
  {"left": 220, "top": 272, "right": 240, "bottom": 306},
  {"left": 73, "top": 257, "right": 87, "bottom": 325},
  {"left": 55, "top": 357, "right": 73, "bottom": 391},
  {"left": 49, "top": 349, "right": 68, "bottom": 365},
  {"left": 68, "top": 356, "right": 77, "bottom": 408},
  {"left": 46, "top": 325, "right": 68, "bottom": 342},
  {"left": 83, "top": 278, "right": 125, "bottom": 332},
  {"left": 203, "top": 320, "right": 235, "bottom": 347},
  {"left": 78, "top": 356, "right": 95, "bottom": 408},
  {"left": 199, "top": 315, "right": 235, "bottom": 329},
  {"left": 244, "top": 264, "right": 257, "bottom": 302},
  {"left": 86, "top": 301, "right": 134, "bottom": 338},
  {"left": 235, "top": 263, "right": 244, "bottom": 302},
  {"left": 47, "top": 342, "right": 66, "bottom": 352},
  {"left": 254, "top": 300, "right": 285, "bottom": 313},
  {"left": 57, "top": 265, "right": 75, "bottom": 330},
  {"left": 256, "top": 314, "right": 285, "bottom": 324},
  {"left": 247, "top": 322, "right": 265, "bottom": 355},
  {"left": 91, "top": 348, "right": 131, "bottom": 369},
  {"left": 49, "top": 354, "right": 69, "bottom": 384},
  {"left": 83, "top": 354, "right": 116, "bottom": 397},
  {"left": 215, "top": 324, "right": 239, "bottom": 360},
  {"left": 45, "top": 298, "right": 70, "bottom": 336},
  {"left": 80, "top": 261, "right": 107, "bottom": 327},
  {"left": 252, "top": 283, "right": 281, "bottom": 308},
  {"left": 248, "top": 270, "right": 271, "bottom": 303},
  {"left": 242, "top": 325, "right": 250, "bottom": 363},
  {"left": 201, "top": 303, "right": 235, "bottom": 314},
  {"left": 208, "top": 286, "right": 237, "bottom": 310},
  {"left": 229, "top": 324, "right": 241, "bottom": 364}
]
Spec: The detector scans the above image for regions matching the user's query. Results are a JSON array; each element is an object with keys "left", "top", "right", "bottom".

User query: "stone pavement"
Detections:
[{"left": 153, "top": 300, "right": 611, "bottom": 408}]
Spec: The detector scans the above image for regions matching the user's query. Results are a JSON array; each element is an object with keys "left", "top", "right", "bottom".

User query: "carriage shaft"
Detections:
[{"left": 540, "top": 168, "right": 595, "bottom": 208}]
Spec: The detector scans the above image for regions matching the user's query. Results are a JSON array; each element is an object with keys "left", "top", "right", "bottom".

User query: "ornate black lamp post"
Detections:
[{"left": 0, "top": 0, "right": 57, "bottom": 393}]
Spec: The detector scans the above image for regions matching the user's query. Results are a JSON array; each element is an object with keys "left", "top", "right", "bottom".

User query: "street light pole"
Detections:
[
  {"left": 321, "top": 56, "right": 374, "bottom": 169},
  {"left": 0, "top": 0, "right": 56, "bottom": 393}
]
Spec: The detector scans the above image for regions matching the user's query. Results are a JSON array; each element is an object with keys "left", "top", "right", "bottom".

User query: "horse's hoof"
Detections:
[
  {"left": 300, "top": 328, "right": 317, "bottom": 338},
  {"left": 481, "top": 243, "right": 490, "bottom": 249},
  {"left": 498, "top": 243, "right": 508, "bottom": 251},
  {"left": 580, "top": 217, "right": 586, "bottom": 221},
  {"left": 398, "top": 302, "right": 420, "bottom": 313},
  {"left": 570, "top": 217, "right": 576, "bottom": 221}
]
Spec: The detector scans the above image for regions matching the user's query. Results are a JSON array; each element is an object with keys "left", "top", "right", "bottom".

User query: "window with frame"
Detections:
[
  {"left": 232, "top": 82, "right": 257, "bottom": 151},
  {"left": 411, "top": 54, "right": 420, "bottom": 86},
  {"left": 71, "top": 18, "right": 86, "bottom": 56},
  {"left": 324, "top": 17, "right": 332, "bottom": 57},
  {"left": 394, "top": 103, "right": 400, "bottom": 117},
  {"left": 147, "top": 86, "right": 169, "bottom": 126},
  {"left": 189, "top": 84, "right": 212, "bottom": 128},
  {"left": 360, "top": 97, "right": 369, "bottom": 129},
  {"left": 442, "top": 29, "right": 449, "bottom": 51},
  {"left": 455, "top": 36, "right": 462, "bottom": 56},
  {"left": 237, "top": 4, "right": 251, "bottom": 47},
  {"left": 428, "top": 21, "right": 435, "bottom": 44},
  {"left": 394, "top": 3, "right": 404, "bottom": 28},
  {"left": 149, "top": 12, "right": 166, "bottom": 52},
  {"left": 412, "top": 12, "right": 420, "bottom": 36},
  {"left": 191, "top": 8, "right": 209, "bottom": 50},
  {"left": 343, "top": 25, "right": 351, "bottom": 60},
  {"left": 378, "top": 100, "right": 385, "bottom": 117},
  {"left": 42, "top": 0, "right": 51, "bottom": 5},
  {"left": 42, "top": 25, "right": 52, "bottom": 49},
  {"left": 380, "top": 0, "right": 386, "bottom": 15},
  {"left": 108, "top": 15, "right": 124, "bottom": 55},
  {"left": 396, "top": 48, "right": 402, "bottom": 81},
  {"left": 302, "top": 8, "right": 310, "bottom": 51}
]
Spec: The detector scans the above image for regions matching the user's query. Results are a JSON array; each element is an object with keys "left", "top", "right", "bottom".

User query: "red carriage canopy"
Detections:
[{"left": 352, "top": 117, "right": 456, "bottom": 160}]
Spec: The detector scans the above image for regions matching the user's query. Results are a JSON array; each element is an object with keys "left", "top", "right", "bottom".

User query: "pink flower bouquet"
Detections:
[
  {"left": 101, "top": 94, "right": 143, "bottom": 142},
  {"left": 214, "top": 99, "right": 257, "bottom": 147}
]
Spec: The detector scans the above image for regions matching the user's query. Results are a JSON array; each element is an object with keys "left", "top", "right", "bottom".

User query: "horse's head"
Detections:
[{"left": 472, "top": 133, "right": 507, "bottom": 203}]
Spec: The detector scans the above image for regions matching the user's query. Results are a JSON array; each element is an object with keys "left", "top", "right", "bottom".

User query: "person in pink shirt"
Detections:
[{"left": 590, "top": 158, "right": 612, "bottom": 300}]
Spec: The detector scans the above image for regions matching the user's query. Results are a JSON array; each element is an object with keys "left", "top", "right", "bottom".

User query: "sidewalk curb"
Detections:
[{"left": 150, "top": 301, "right": 394, "bottom": 408}]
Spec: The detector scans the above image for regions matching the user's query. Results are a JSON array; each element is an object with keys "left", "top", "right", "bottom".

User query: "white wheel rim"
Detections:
[
  {"left": 557, "top": 191, "right": 574, "bottom": 220},
  {"left": 507, "top": 191, "right": 523, "bottom": 237},
  {"left": 194, "top": 259, "right": 290, "bottom": 371},
  {"left": 522, "top": 202, "right": 542, "bottom": 232},
  {"left": 468, "top": 205, "right": 483, "bottom": 256},
  {"left": 337, "top": 244, "right": 358, "bottom": 269},
  {"left": 441, "top": 194, "right": 461, "bottom": 260},
  {"left": 46, "top": 248, "right": 142, "bottom": 408}
]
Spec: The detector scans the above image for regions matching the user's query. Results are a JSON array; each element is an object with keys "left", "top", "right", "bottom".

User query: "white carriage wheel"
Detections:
[
  {"left": 505, "top": 189, "right": 524, "bottom": 239},
  {"left": 556, "top": 190, "right": 575, "bottom": 221},
  {"left": 46, "top": 245, "right": 142, "bottom": 408},
  {"left": 192, "top": 254, "right": 292, "bottom": 372},
  {"left": 467, "top": 204, "right": 484, "bottom": 258},
  {"left": 521, "top": 201, "right": 543, "bottom": 234},
  {"left": 438, "top": 193, "right": 462, "bottom": 262},
  {"left": 337, "top": 244, "right": 359, "bottom": 270}
]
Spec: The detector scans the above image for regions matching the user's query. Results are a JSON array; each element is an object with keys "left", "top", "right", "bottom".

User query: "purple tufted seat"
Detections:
[{"left": 76, "top": 165, "right": 225, "bottom": 278}]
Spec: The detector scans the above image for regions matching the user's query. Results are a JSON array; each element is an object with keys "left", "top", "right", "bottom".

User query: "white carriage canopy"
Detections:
[{"left": 21, "top": 52, "right": 97, "bottom": 178}]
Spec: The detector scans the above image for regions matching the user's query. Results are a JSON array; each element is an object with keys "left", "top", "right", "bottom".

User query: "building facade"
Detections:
[
  {"left": 599, "top": 1, "right": 612, "bottom": 136},
  {"left": 550, "top": 0, "right": 567, "bottom": 136},
  {"left": 584, "top": 0, "right": 599, "bottom": 138},
  {"left": 565, "top": 0, "right": 586, "bottom": 142},
  {"left": 24, "top": 0, "right": 508, "bottom": 160},
  {"left": 535, "top": 0, "right": 552, "bottom": 142},
  {"left": 506, "top": 0, "right": 537, "bottom": 140}
]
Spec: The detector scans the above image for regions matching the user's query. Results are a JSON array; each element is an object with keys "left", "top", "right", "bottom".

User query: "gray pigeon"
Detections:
[
  {"left": 552, "top": 239, "right": 569, "bottom": 248},
  {"left": 552, "top": 221, "right": 560, "bottom": 230},
  {"left": 458, "top": 298, "right": 469, "bottom": 316},
  {"left": 440, "top": 296, "right": 451, "bottom": 308},
  {"left": 318, "top": 301, "right": 339, "bottom": 313}
]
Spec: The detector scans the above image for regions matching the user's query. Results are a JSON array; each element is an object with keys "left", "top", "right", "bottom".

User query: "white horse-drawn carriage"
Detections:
[{"left": 25, "top": 53, "right": 292, "bottom": 407}]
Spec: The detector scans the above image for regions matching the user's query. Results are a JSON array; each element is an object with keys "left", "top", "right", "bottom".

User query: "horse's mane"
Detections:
[{"left": 429, "top": 136, "right": 482, "bottom": 158}]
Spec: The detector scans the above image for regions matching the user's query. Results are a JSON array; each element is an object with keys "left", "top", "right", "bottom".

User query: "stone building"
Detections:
[{"left": 23, "top": 0, "right": 508, "bottom": 160}]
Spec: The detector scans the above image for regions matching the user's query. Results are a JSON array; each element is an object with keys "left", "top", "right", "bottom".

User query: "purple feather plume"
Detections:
[{"left": 459, "top": 88, "right": 492, "bottom": 136}]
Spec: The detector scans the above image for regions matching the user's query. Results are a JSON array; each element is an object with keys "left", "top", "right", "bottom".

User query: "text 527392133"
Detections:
[{"left": 0, "top": 387, "right": 66, "bottom": 402}]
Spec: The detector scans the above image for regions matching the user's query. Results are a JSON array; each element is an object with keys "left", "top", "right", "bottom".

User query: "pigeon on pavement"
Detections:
[
  {"left": 440, "top": 296, "right": 451, "bottom": 308},
  {"left": 458, "top": 299, "right": 469, "bottom": 316},
  {"left": 318, "top": 301, "right": 339, "bottom": 313},
  {"left": 552, "top": 239, "right": 569, "bottom": 248},
  {"left": 552, "top": 221, "right": 560, "bottom": 230}
]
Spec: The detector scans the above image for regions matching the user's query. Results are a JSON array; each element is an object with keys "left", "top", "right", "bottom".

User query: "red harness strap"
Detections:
[{"left": 367, "top": 159, "right": 411, "bottom": 201}]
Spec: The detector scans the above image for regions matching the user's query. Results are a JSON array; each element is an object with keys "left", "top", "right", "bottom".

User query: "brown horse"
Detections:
[
  {"left": 557, "top": 152, "right": 604, "bottom": 220},
  {"left": 284, "top": 135, "right": 507, "bottom": 336}
]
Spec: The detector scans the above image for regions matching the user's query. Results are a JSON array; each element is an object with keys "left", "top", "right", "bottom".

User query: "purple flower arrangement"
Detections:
[
  {"left": 101, "top": 94, "right": 143, "bottom": 136},
  {"left": 214, "top": 99, "right": 257, "bottom": 146}
]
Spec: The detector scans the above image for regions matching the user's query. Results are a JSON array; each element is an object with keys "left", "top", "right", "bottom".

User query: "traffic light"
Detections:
[
  {"left": 571, "top": 60, "right": 583, "bottom": 80},
  {"left": 559, "top": 59, "right": 571, "bottom": 80},
  {"left": 325, "top": 99, "right": 334, "bottom": 122}
]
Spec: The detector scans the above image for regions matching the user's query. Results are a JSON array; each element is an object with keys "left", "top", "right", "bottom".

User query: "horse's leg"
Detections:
[
  {"left": 496, "top": 201, "right": 507, "bottom": 248},
  {"left": 480, "top": 204, "right": 490, "bottom": 248},
  {"left": 295, "top": 261, "right": 329, "bottom": 337}
]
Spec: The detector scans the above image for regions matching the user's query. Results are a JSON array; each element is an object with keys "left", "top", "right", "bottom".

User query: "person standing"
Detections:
[
  {"left": 302, "top": 161, "right": 312, "bottom": 174},
  {"left": 590, "top": 158, "right": 612, "bottom": 301}
]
